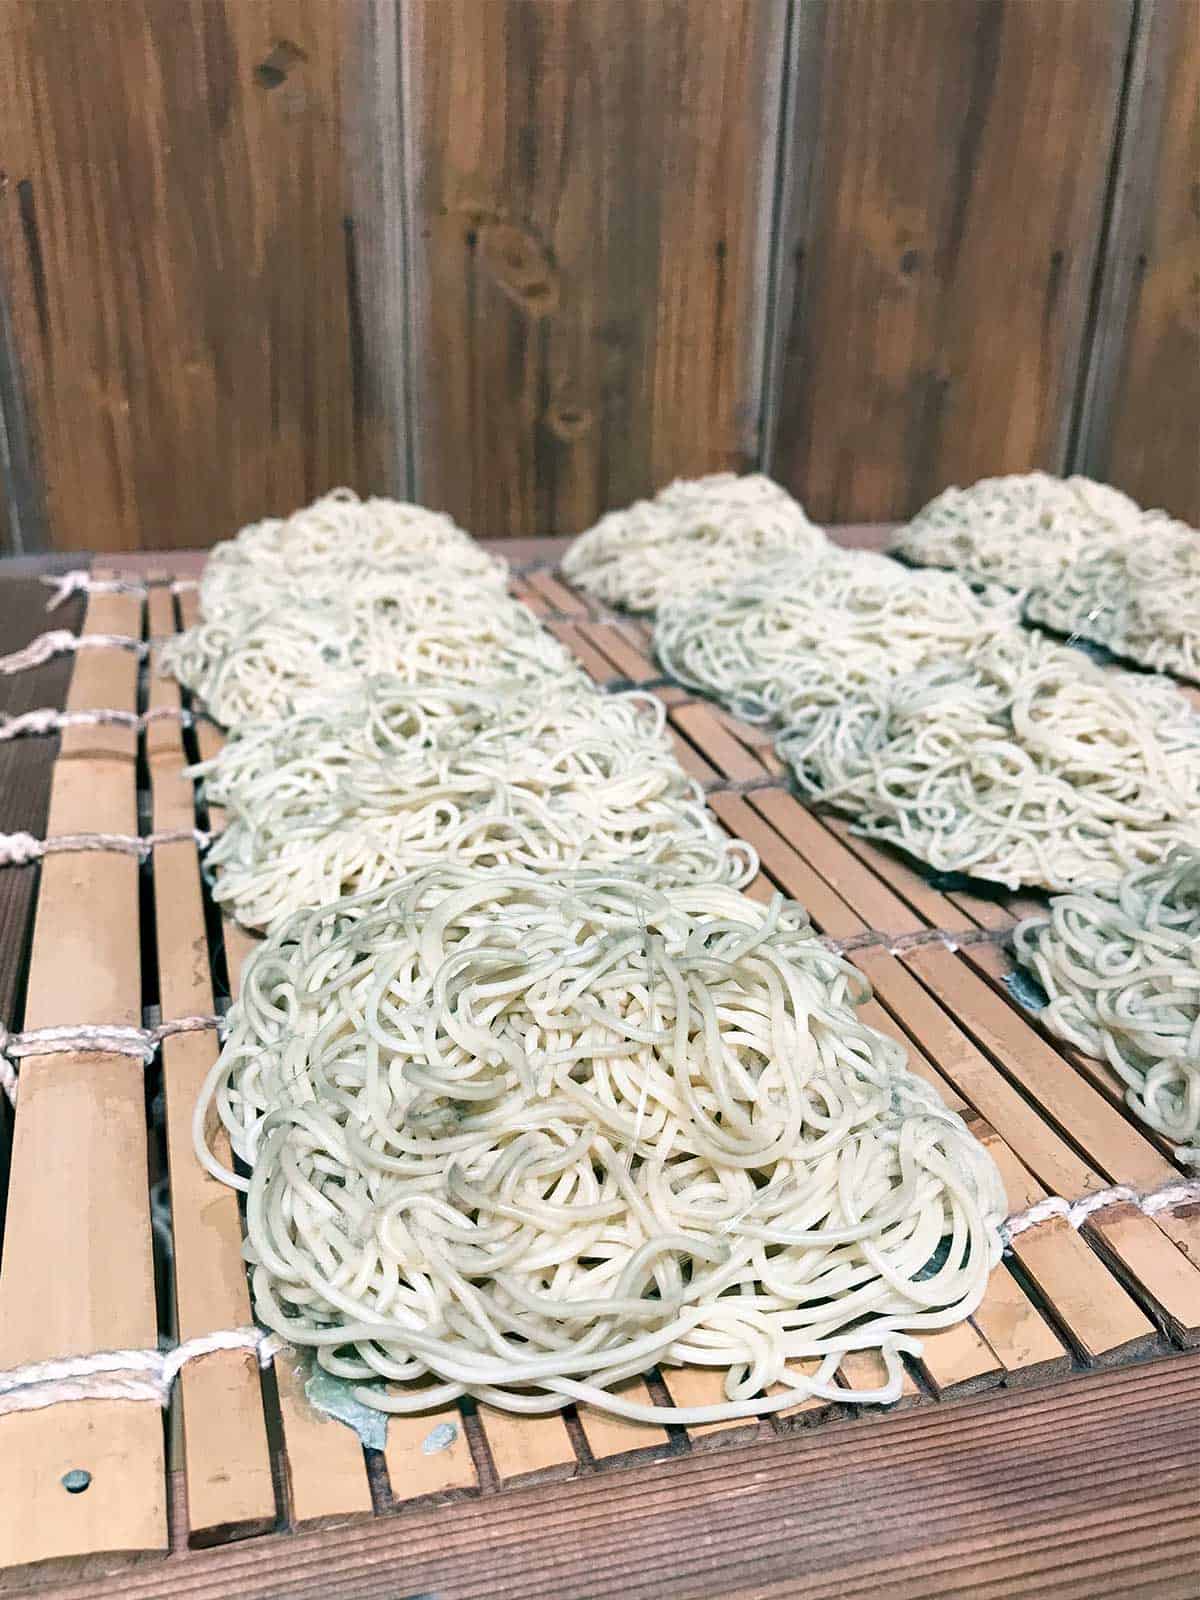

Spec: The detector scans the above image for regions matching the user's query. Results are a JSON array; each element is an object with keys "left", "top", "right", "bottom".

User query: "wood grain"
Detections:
[
  {"left": 2, "top": 1354, "right": 1196, "bottom": 1599},
  {"left": 0, "top": 0, "right": 366, "bottom": 551},
  {"left": 1076, "top": 0, "right": 1200, "bottom": 524},
  {"left": 402, "top": 0, "right": 785, "bottom": 536},
  {"left": 769, "top": 0, "right": 1134, "bottom": 521}
]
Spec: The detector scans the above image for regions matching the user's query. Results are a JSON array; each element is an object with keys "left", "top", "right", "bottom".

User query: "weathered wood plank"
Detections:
[
  {"left": 0, "top": 0, "right": 366, "bottom": 551},
  {"left": 769, "top": 0, "right": 1134, "bottom": 521},
  {"left": 1075, "top": 0, "right": 1200, "bottom": 524},
  {"left": 402, "top": 0, "right": 785, "bottom": 535}
]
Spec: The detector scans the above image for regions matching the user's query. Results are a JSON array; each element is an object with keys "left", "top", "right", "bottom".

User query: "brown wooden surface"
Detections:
[
  {"left": 397, "top": 0, "right": 785, "bottom": 535},
  {"left": 1077, "top": 0, "right": 1200, "bottom": 525},
  {"left": 0, "top": 0, "right": 365, "bottom": 551},
  {"left": 767, "top": 0, "right": 1134, "bottom": 521},
  {"left": 1, "top": 1353, "right": 1196, "bottom": 1600},
  {"left": 1, "top": 1, "right": 1196, "bottom": 551}
]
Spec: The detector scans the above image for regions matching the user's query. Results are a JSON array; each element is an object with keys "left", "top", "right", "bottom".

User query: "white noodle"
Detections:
[
  {"left": 195, "top": 867, "right": 1004, "bottom": 1423},
  {"left": 199, "top": 489, "right": 507, "bottom": 616},
  {"left": 654, "top": 552, "right": 1017, "bottom": 724},
  {"left": 163, "top": 581, "right": 583, "bottom": 729},
  {"left": 563, "top": 473, "right": 828, "bottom": 613},
  {"left": 1014, "top": 849, "right": 1200, "bottom": 1167},
  {"left": 891, "top": 472, "right": 1143, "bottom": 590},
  {"left": 200, "top": 687, "right": 757, "bottom": 932},
  {"left": 780, "top": 630, "right": 1200, "bottom": 891},
  {"left": 1026, "top": 515, "right": 1200, "bottom": 684}
]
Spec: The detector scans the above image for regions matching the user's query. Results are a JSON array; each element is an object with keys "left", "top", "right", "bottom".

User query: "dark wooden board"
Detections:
[
  {"left": 768, "top": 0, "right": 1135, "bottom": 522},
  {"left": 0, "top": 0, "right": 368, "bottom": 551},
  {"left": 400, "top": 0, "right": 785, "bottom": 536},
  {"left": 1076, "top": 0, "right": 1200, "bottom": 526}
]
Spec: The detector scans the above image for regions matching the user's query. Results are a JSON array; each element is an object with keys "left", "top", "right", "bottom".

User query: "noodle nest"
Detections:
[
  {"left": 654, "top": 552, "right": 1017, "bottom": 725},
  {"left": 779, "top": 630, "right": 1200, "bottom": 891},
  {"left": 199, "top": 488, "right": 506, "bottom": 616},
  {"left": 1014, "top": 849, "right": 1200, "bottom": 1166},
  {"left": 196, "top": 866, "right": 1005, "bottom": 1422},
  {"left": 1026, "top": 516, "right": 1200, "bottom": 684},
  {"left": 562, "top": 473, "right": 828, "bottom": 613},
  {"left": 163, "top": 580, "right": 582, "bottom": 729},
  {"left": 200, "top": 687, "right": 757, "bottom": 931},
  {"left": 891, "top": 472, "right": 1143, "bottom": 590}
]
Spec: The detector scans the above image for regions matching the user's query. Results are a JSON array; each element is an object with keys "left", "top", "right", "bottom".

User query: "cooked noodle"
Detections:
[
  {"left": 195, "top": 867, "right": 1004, "bottom": 1422},
  {"left": 1014, "top": 849, "right": 1200, "bottom": 1166},
  {"left": 563, "top": 473, "right": 828, "bottom": 613},
  {"left": 780, "top": 630, "right": 1200, "bottom": 891},
  {"left": 654, "top": 553, "right": 1016, "bottom": 725},
  {"left": 892, "top": 472, "right": 1143, "bottom": 590},
  {"left": 1026, "top": 516, "right": 1200, "bottom": 684},
  {"left": 201, "top": 688, "right": 756, "bottom": 931}
]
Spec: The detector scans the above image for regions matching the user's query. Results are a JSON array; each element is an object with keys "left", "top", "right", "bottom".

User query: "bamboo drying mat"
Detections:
[{"left": 0, "top": 539, "right": 1197, "bottom": 1600}]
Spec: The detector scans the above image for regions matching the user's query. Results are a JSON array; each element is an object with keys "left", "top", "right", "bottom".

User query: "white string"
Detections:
[
  {"left": 0, "top": 705, "right": 194, "bottom": 742},
  {"left": 1000, "top": 1175, "right": 1200, "bottom": 1245},
  {"left": 0, "top": 826, "right": 211, "bottom": 865},
  {"left": 0, "top": 1327, "right": 283, "bottom": 1418},
  {"left": 0, "top": 631, "right": 146, "bottom": 675},
  {"left": 0, "top": 1015, "right": 225, "bottom": 1106},
  {"left": 40, "top": 571, "right": 200, "bottom": 610}
]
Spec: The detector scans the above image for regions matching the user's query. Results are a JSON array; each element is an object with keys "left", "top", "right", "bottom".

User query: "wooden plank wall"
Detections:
[{"left": 0, "top": 0, "right": 1196, "bottom": 551}]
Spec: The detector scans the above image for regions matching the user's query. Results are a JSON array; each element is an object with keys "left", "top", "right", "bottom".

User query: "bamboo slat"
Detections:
[
  {"left": 0, "top": 589, "right": 167, "bottom": 1569},
  {"left": 145, "top": 587, "right": 277, "bottom": 1543}
]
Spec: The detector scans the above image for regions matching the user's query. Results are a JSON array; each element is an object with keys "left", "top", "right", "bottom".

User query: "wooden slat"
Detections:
[
  {"left": 190, "top": 673, "right": 374, "bottom": 1527},
  {"left": 657, "top": 1367, "right": 769, "bottom": 1451},
  {"left": 0, "top": 0, "right": 368, "bottom": 552},
  {"left": 402, "top": 0, "right": 785, "bottom": 535},
  {"left": 476, "top": 1406, "right": 577, "bottom": 1488},
  {"left": 382, "top": 1407, "right": 478, "bottom": 1503},
  {"left": 768, "top": 0, "right": 1135, "bottom": 521},
  {"left": 146, "top": 588, "right": 276, "bottom": 1543},
  {"left": 575, "top": 1382, "right": 672, "bottom": 1466},
  {"left": 983, "top": 1135, "right": 1157, "bottom": 1366},
  {"left": 0, "top": 590, "right": 168, "bottom": 1568}
]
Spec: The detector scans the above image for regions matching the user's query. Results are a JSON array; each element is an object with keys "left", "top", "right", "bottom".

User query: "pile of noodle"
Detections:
[
  {"left": 194, "top": 680, "right": 539, "bottom": 811},
  {"left": 1014, "top": 849, "right": 1200, "bottom": 1166},
  {"left": 654, "top": 551, "right": 1018, "bottom": 725},
  {"left": 200, "top": 488, "right": 507, "bottom": 616},
  {"left": 195, "top": 866, "right": 1005, "bottom": 1422},
  {"left": 891, "top": 472, "right": 1143, "bottom": 590},
  {"left": 163, "top": 581, "right": 582, "bottom": 729},
  {"left": 562, "top": 472, "right": 828, "bottom": 613},
  {"left": 780, "top": 629, "right": 1200, "bottom": 891},
  {"left": 1026, "top": 516, "right": 1200, "bottom": 683},
  {"left": 201, "top": 688, "right": 756, "bottom": 931}
]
